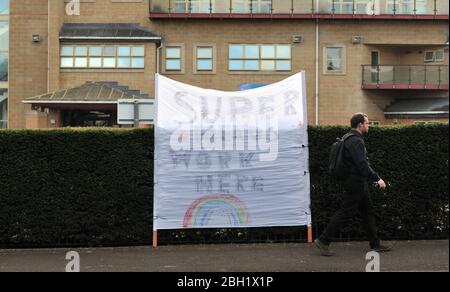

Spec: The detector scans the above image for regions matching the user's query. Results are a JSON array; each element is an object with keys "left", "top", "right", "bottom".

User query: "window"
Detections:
[
  {"left": 229, "top": 44, "right": 258, "bottom": 71},
  {"left": 191, "top": 0, "right": 213, "bottom": 13},
  {"left": 103, "top": 46, "right": 116, "bottom": 68},
  {"left": 174, "top": 0, "right": 189, "bottom": 13},
  {"left": 165, "top": 47, "right": 182, "bottom": 71},
  {"left": 415, "top": 0, "right": 428, "bottom": 14},
  {"left": 0, "top": 2, "right": 8, "bottom": 128},
  {"left": 60, "top": 45, "right": 145, "bottom": 69},
  {"left": 229, "top": 44, "right": 291, "bottom": 72},
  {"left": 325, "top": 46, "right": 344, "bottom": 73},
  {"left": 117, "top": 46, "right": 131, "bottom": 68},
  {"left": 424, "top": 50, "right": 445, "bottom": 63},
  {"left": 254, "top": 0, "right": 272, "bottom": 13},
  {"left": 232, "top": 0, "right": 250, "bottom": 13},
  {"left": 435, "top": 50, "right": 445, "bottom": 62},
  {"left": 386, "top": 0, "right": 427, "bottom": 14},
  {"left": 0, "top": 0, "right": 8, "bottom": 15},
  {"left": 330, "top": 0, "right": 354, "bottom": 14},
  {"left": 355, "top": 0, "right": 372, "bottom": 14},
  {"left": 369, "top": 121, "right": 380, "bottom": 126},
  {"left": 196, "top": 46, "right": 214, "bottom": 72},
  {"left": 0, "top": 21, "right": 8, "bottom": 81},
  {"left": 89, "top": 46, "right": 102, "bottom": 68},
  {"left": 231, "top": 0, "right": 272, "bottom": 13},
  {"left": 131, "top": 46, "right": 145, "bottom": 68},
  {"left": 386, "top": 0, "right": 401, "bottom": 13},
  {"left": 329, "top": 0, "right": 374, "bottom": 14},
  {"left": 0, "top": 89, "right": 6, "bottom": 128},
  {"left": 174, "top": 0, "right": 213, "bottom": 13},
  {"left": 400, "top": 0, "right": 415, "bottom": 14},
  {"left": 0, "top": 52, "right": 7, "bottom": 81},
  {"left": 424, "top": 51, "right": 434, "bottom": 63},
  {"left": 74, "top": 46, "right": 88, "bottom": 68}
]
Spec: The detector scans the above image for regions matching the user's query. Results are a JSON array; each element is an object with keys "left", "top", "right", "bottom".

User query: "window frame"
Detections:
[
  {"left": 59, "top": 44, "right": 146, "bottom": 69},
  {"left": 0, "top": 2, "right": 9, "bottom": 128},
  {"left": 163, "top": 44, "right": 185, "bottom": 74},
  {"left": 323, "top": 45, "right": 346, "bottom": 75},
  {"left": 0, "top": 0, "right": 9, "bottom": 15},
  {"left": 231, "top": 0, "right": 273, "bottom": 14},
  {"left": 194, "top": 44, "right": 216, "bottom": 74},
  {"left": 424, "top": 51, "right": 435, "bottom": 63},
  {"left": 385, "top": 0, "right": 428, "bottom": 14},
  {"left": 330, "top": 0, "right": 355, "bottom": 14},
  {"left": 0, "top": 89, "right": 7, "bottom": 129},
  {"left": 228, "top": 44, "right": 292, "bottom": 73},
  {"left": 0, "top": 20, "right": 8, "bottom": 83},
  {"left": 434, "top": 50, "right": 445, "bottom": 63}
]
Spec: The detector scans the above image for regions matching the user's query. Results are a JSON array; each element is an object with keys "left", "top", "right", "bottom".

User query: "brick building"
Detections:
[{"left": 1, "top": 0, "right": 448, "bottom": 129}]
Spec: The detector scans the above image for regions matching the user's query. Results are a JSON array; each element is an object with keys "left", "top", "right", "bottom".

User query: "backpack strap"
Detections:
[{"left": 342, "top": 132, "right": 357, "bottom": 141}]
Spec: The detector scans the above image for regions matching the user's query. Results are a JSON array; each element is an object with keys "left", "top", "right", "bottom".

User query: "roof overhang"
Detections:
[
  {"left": 59, "top": 23, "right": 162, "bottom": 43},
  {"left": 384, "top": 111, "right": 449, "bottom": 115},
  {"left": 27, "top": 102, "right": 118, "bottom": 111},
  {"left": 22, "top": 82, "right": 152, "bottom": 111},
  {"left": 23, "top": 100, "right": 118, "bottom": 104},
  {"left": 384, "top": 97, "right": 449, "bottom": 118}
]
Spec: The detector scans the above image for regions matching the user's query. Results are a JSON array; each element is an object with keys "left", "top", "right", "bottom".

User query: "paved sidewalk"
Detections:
[{"left": 0, "top": 240, "right": 448, "bottom": 272}]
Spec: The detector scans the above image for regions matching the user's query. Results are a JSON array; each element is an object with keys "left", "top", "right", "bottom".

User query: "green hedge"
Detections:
[
  {"left": 0, "top": 125, "right": 448, "bottom": 247},
  {"left": 0, "top": 129, "right": 154, "bottom": 247},
  {"left": 308, "top": 124, "right": 449, "bottom": 241}
]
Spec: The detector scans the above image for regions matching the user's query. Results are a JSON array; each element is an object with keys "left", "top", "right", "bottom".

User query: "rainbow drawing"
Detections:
[{"left": 183, "top": 195, "right": 249, "bottom": 228}]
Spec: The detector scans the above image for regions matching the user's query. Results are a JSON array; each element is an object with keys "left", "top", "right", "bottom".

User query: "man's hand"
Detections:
[{"left": 377, "top": 179, "right": 387, "bottom": 189}]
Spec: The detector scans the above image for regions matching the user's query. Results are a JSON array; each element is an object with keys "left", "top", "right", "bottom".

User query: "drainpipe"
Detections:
[
  {"left": 156, "top": 39, "right": 164, "bottom": 75},
  {"left": 315, "top": 18, "right": 320, "bottom": 126},
  {"left": 47, "top": 0, "right": 51, "bottom": 93}
]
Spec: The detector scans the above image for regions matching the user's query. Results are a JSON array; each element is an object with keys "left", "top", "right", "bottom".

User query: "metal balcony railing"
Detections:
[
  {"left": 150, "top": 0, "right": 449, "bottom": 17},
  {"left": 362, "top": 65, "right": 449, "bottom": 90}
]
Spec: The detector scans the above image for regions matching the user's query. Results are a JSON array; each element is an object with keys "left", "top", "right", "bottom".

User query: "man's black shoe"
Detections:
[{"left": 314, "top": 239, "right": 335, "bottom": 257}]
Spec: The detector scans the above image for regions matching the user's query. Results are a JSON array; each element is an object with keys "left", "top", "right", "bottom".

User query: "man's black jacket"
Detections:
[{"left": 343, "top": 129, "right": 380, "bottom": 182}]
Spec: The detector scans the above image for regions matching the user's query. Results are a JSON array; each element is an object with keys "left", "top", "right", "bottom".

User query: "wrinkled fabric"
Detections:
[{"left": 154, "top": 73, "right": 312, "bottom": 230}]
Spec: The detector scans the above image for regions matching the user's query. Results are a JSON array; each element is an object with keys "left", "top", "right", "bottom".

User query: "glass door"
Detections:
[{"left": 371, "top": 50, "right": 380, "bottom": 83}]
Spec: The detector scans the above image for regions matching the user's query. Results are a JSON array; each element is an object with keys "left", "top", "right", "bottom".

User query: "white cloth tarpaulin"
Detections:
[{"left": 154, "top": 72, "right": 311, "bottom": 230}]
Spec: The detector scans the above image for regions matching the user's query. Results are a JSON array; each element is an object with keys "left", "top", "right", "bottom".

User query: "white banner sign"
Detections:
[{"left": 154, "top": 72, "right": 311, "bottom": 230}]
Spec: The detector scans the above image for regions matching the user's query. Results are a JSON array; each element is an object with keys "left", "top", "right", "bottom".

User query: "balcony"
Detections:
[
  {"left": 149, "top": 0, "right": 449, "bottom": 20},
  {"left": 362, "top": 65, "right": 449, "bottom": 90}
]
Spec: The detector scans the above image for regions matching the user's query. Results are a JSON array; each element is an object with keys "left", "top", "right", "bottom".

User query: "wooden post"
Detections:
[
  {"left": 307, "top": 225, "right": 313, "bottom": 243},
  {"left": 152, "top": 230, "right": 158, "bottom": 248}
]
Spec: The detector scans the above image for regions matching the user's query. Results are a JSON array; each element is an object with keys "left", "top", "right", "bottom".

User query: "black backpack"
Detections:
[{"left": 329, "top": 133, "right": 357, "bottom": 180}]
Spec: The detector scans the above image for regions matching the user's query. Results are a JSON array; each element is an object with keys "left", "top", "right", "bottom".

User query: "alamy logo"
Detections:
[
  {"left": 66, "top": 0, "right": 80, "bottom": 16},
  {"left": 165, "top": 91, "right": 301, "bottom": 162},
  {"left": 65, "top": 251, "right": 80, "bottom": 272},
  {"left": 170, "top": 116, "right": 279, "bottom": 162},
  {"left": 366, "top": 0, "right": 381, "bottom": 15},
  {"left": 366, "top": 251, "right": 380, "bottom": 272}
]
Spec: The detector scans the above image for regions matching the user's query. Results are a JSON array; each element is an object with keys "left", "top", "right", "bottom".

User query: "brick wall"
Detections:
[{"left": 6, "top": 0, "right": 449, "bottom": 128}]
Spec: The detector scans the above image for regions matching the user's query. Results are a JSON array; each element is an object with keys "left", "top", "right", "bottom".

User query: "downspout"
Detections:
[
  {"left": 47, "top": 0, "right": 51, "bottom": 93},
  {"left": 156, "top": 39, "right": 164, "bottom": 75},
  {"left": 314, "top": 0, "right": 320, "bottom": 125}
]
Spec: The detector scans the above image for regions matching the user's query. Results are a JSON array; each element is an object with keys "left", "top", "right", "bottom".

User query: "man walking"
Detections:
[{"left": 315, "top": 113, "right": 392, "bottom": 256}]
